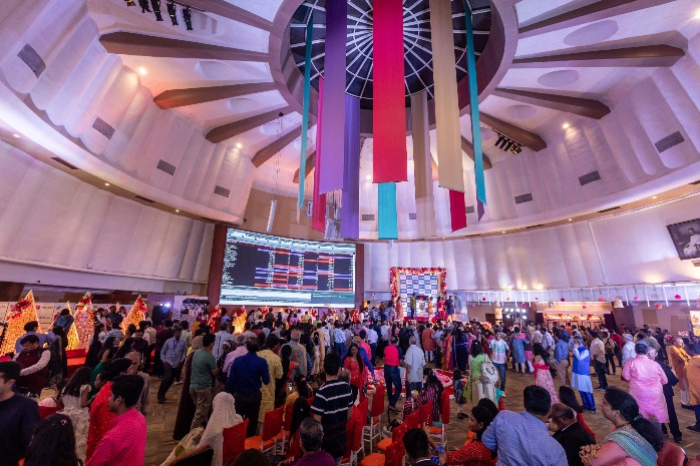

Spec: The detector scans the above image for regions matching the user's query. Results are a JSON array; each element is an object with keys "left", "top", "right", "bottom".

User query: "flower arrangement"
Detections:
[{"left": 580, "top": 444, "right": 601, "bottom": 465}]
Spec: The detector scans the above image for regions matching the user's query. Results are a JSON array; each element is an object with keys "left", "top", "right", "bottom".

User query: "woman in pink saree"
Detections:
[{"left": 621, "top": 343, "right": 668, "bottom": 424}]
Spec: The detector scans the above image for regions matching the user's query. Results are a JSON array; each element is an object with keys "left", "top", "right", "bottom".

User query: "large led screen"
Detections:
[{"left": 220, "top": 229, "right": 356, "bottom": 307}]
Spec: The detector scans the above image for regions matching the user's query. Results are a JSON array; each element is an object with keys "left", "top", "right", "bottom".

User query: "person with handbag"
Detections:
[{"left": 466, "top": 341, "right": 498, "bottom": 405}]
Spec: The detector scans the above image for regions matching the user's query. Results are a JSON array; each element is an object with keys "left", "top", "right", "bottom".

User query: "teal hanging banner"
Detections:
[
  {"left": 297, "top": 11, "right": 314, "bottom": 220},
  {"left": 378, "top": 182, "right": 398, "bottom": 240},
  {"left": 465, "top": 2, "right": 486, "bottom": 205}
]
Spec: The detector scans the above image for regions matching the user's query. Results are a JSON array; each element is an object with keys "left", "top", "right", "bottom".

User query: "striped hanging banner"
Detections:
[
  {"left": 312, "top": 77, "right": 326, "bottom": 232},
  {"left": 378, "top": 182, "right": 398, "bottom": 240},
  {"left": 465, "top": 2, "right": 486, "bottom": 204},
  {"left": 297, "top": 11, "right": 314, "bottom": 220},
  {"left": 341, "top": 94, "right": 360, "bottom": 239},
  {"left": 372, "top": 0, "right": 407, "bottom": 184},
  {"left": 449, "top": 189, "right": 467, "bottom": 231},
  {"left": 410, "top": 90, "right": 436, "bottom": 237},
  {"left": 429, "top": 0, "right": 464, "bottom": 192},
  {"left": 318, "top": 0, "right": 347, "bottom": 193}
]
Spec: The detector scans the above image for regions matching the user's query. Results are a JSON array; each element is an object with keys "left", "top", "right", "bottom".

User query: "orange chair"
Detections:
[
  {"left": 429, "top": 391, "right": 450, "bottom": 446},
  {"left": 277, "top": 402, "right": 295, "bottom": 455},
  {"left": 363, "top": 385, "right": 385, "bottom": 453},
  {"left": 222, "top": 419, "right": 249, "bottom": 466},
  {"left": 341, "top": 416, "right": 364, "bottom": 466},
  {"left": 245, "top": 406, "right": 283, "bottom": 453},
  {"left": 377, "top": 421, "right": 408, "bottom": 453},
  {"left": 405, "top": 410, "right": 420, "bottom": 429},
  {"left": 360, "top": 435, "right": 405, "bottom": 466},
  {"left": 657, "top": 442, "right": 687, "bottom": 466},
  {"left": 418, "top": 401, "right": 433, "bottom": 425}
]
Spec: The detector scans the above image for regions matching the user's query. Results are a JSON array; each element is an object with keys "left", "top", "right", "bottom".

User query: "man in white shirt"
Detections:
[
  {"left": 213, "top": 323, "right": 233, "bottom": 360},
  {"left": 367, "top": 326, "right": 379, "bottom": 365},
  {"left": 223, "top": 334, "right": 248, "bottom": 376},
  {"left": 404, "top": 336, "right": 426, "bottom": 393},
  {"left": 333, "top": 322, "right": 346, "bottom": 357}
]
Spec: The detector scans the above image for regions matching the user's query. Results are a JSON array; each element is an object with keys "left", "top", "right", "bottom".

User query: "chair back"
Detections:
[
  {"left": 283, "top": 402, "right": 294, "bottom": 432},
  {"left": 419, "top": 401, "right": 433, "bottom": 425},
  {"left": 262, "top": 406, "right": 284, "bottom": 442},
  {"left": 405, "top": 410, "right": 420, "bottom": 429},
  {"left": 391, "top": 422, "right": 408, "bottom": 444},
  {"left": 657, "top": 442, "right": 687, "bottom": 466},
  {"left": 222, "top": 419, "right": 249, "bottom": 465},
  {"left": 348, "top": 416, "right": 363, "bottom": 453},
  {"left": 440, "top": 390, "right": 450, "bottom": 425},
  {"left": 357, "top": 398, "right": 369, "bottom": 426},
  {"left": 370, "top": 385, "right": 385, "bottom": 417},
  {"left": 385, "top": 440, "right": 406, "bottom": 466},
  {"left": 172, "top": 445, "right": 214, "bottom": 466}
]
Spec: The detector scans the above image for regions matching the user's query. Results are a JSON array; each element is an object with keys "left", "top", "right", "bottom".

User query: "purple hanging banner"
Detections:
[
  {"left": 341, "top": 94, "right": 360, "bottom": 239},
  {"left": 318, "top": 0, "right": 347, "bottom": 194}
]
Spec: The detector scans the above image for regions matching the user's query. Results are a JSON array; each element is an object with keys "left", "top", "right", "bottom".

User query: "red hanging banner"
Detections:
[
  {"left": 449, "top": 189, "right": 467, "bottom": 232},
  {"left": 372, "top": 0, "right": 407, "bottom": 184},
  {"left": 312, "top": 77, "right": 326, "bottom": 232}
]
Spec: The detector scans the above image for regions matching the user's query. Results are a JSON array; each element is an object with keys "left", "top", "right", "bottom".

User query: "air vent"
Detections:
[
  {"left": 92, "top": 118, "right": 115, "bottom": 139},
  {"left": 214, "top": 185, "right": 230, "bottom": 198},
  {"left": 597, "top": 206, "right": 620, "bottom": 214},
  {"left": 50, "top": 157, "right": 78, "bottom": 170},
  {"left": 361, "top": 214, "right": 375, "bottom": 221},
  {"left": 156, "top": 159, "right": 176, "bottom": 175},
  {"left": 527, "top": 224, "right": 545, "bottom": 230},
  {"left": 465, "top": 205, "right": 475, "bottom": 214},
  {"left": 578, "top": 170, "right": 601, "bottom": 186},
  {"left": 655, "top": 131, "right": 685, "bottom": 153},
  {"left": 408, "top": 213, "right": 417, "bottom": 220},
  {"left": 514, "top": 193, "right": 533, "bottom": 204},
  {"left": 135, "top": 195, "right": 155, "bottom": 204},
  {"left": 18, "top": 44, "right": 45, "bottom": 78}
]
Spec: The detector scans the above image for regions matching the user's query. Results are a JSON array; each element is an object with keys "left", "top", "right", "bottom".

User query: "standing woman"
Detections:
[
  {"left": 466, "top": 341, "right": 496, "bottom": 405},
  {"left": 445, "top": 328, "right": 455, "bottom": 370},
  {"left": 572, "top": 336, "right": 596, "bottom": 414},
  {"left": 510, "top": 327, "right": 527, "bottom": 374},
  {"left": 343, "top": 343, "right": 366, "bottom": 392},
  {"left": 84, "top": 324, "right": 104, "bottom": 369},
  {"left": 47, "top": 326, "right": 68, "bottom": 388},
  {"left": 453, "top": 327, "right": 469, "bottom": 372},
  {"left": 533, "top": 343, "right": 558, "bottom": 403},
  {"left": 24, "top": 414, "right": 82, "bottom": 466},
  {"left": 621, "top": 343, "right": 668, "bottom": 425},
  {"left": 59, "top": 367, "right": 93, "bottom": 461}
]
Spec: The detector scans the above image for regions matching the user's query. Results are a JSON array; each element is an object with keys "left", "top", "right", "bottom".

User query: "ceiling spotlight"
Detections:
[
  {"left": 12, "top": 133, "right": 20, "bottom": 138},
  {"left": 494, "top": 136, "right": 504, "bottom": 147},
  {"left": 124, "top": 0, "right": 136, "bottom": 6},
  {"left": 150, "top": 0, "right": 163, "bottom": 21},
  {"left": 652, "top": 195, "right": 658, "bottom": 200},
  {"left": 138, "top": 67, "right": 148, "bottom": 76},
  {"left": 167, "top": 2, "right": 178, "bottom": 26},
  {"left": 504, "top": 141, "right": 513, "bottom": 151},
  {"left": 562, "top": 123, "right": 570, "bottom": 129},
  {"left": 182, "top": 7, "right": 193, "bottom": 31},
  {"left": 175, "top": 209, "right": 180, "bottom": 213},
  {"left": 501, "top": 230, "right": 506, "bottom": 234},
  {"left": 568, "top": 218, "right": 572, "bottom": 222},
  {"left": 104, "top": 183, "right": 110, "bottom": 187},
  {"left": 236, "top": 143, "right": 243, "bottom": 149},
  {"left": 137, "top": 0, "right": 151, "bottom": 13}
]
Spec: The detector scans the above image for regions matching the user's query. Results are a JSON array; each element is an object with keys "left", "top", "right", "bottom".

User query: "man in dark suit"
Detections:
[{"left": 550, "top": 403, "right": 596, "bottom": 466}]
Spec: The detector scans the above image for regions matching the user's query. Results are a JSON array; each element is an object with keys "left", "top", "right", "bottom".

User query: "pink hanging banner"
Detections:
[
  {"left": 312, "top": 77, "right": 326, "bottom": 232},
  {"left": 449, "top": 189, "right": 467, "bottom": 232},
  {"left": 372, "top": 0, "right": 407, "bottom": 184}
]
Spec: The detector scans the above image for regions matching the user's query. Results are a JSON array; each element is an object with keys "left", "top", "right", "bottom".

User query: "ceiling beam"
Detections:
[
  {"left": 206, "top": 106, "right": 291, "bottom": 143},
  {"left": 518, "top": 0, "right": 676, "bottom": 39},
  {"left": 461, "top": 138, "right": 493, "bottom": 169},
  {"left": 480, "top": 113, "right": 547, "bottom": 151},
  {"left": 99, "top": 32, "right": 268, "bottom": 61},
  {"left": 154, "top": 82, "right": 278, "bottom": 109},
  {"left": 181, "top": 0, "right": 272, "bottom": 31},
  {"left": 252, "top": 126, "right": 303, "bottom": 168},
  {"left": 493, "top": 88, "right": 611, "bottom": 119},
  {"left": 512, "top": 45, "right": 684, "bottom": 68},
  {"left": 293, "top": 150, "right": 315, "bottom": 184}
]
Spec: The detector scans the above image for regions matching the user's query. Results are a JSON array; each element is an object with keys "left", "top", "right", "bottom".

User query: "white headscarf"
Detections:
[{"left": 198, "top": 392, "right": 243, "bottom": 466}]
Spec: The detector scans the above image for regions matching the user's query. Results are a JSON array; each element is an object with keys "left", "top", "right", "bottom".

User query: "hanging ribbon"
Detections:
[
  {"left": 378, "top": 182, "right": 398, "bottom": 239},
  {"left": 372, "top": 0, "right": 407, "bottom": 184},
  {"left": 312, "top": 77, "right": 326, "bottom": 232},
  {"left": 410, "top": 90, "right": 435, "bottom": 237},
  {"left": 465, "top": 2, "right": 486, "bottom": 204},
  {"left": 449, "top": 190, "right": 467, "bottom": 232},
  {"left": 429, "top": 0, "right": 464, "bottom": 192},
  {"left": 318, "top": 0, "right": 347, "bottom": 193},
  {"left": 297, "top": 11, "right": 313, "bottom": 221},
  {"left": 341, "top": 94, "right": 360, "bottom": 239}
]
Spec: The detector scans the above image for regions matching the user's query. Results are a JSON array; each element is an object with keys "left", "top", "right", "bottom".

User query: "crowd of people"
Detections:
[{"left": 0, "top": 300, "right": 698, "bottom": 466}]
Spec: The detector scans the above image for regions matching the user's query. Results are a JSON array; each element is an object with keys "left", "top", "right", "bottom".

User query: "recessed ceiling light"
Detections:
[
  {"left": 12, "top": 133, "right": 20, "bottom": 138},
  {"left": 562, "top": 123, "right": 570, "bottom": 129},
  {"left": 501, "top": 231, "right": 506, "bottom": 234},
  {"left": 175, "top": 209, "right": 180, "bottom": 213},
  {"left": 138, "top": 67, "right": 148, "bottom": 76},
  {"left": 568, "top": 218, "right": 572, "bottom": 222},
  {"left": 104, "top": 183, "right": 110, "bottom": 187},
  {"left": 236, "top": 143, "right": 243, "bottom": 149},
  {"left": 652, "top": 195, "right": 658, "bottom": 200}
]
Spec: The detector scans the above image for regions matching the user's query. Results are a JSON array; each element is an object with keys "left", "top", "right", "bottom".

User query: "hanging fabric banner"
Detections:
[
  {"left": 372, "top": 0, "right": 407, "bottom": 183},
  {"left": 449, "top": 190, "right": 467, "bottom": 232},
  {"left": 318, "top": 0, "right": 347, "bottom": 193},
  {"left": 429, "top": 0, "right": 464, "bottom": 192},
  {"left": 465, "top": 2, "right": 486, "bottom": 204},
  {"left": 378, "top": 182, "right": 398, "bottom": 239},
  {"left": 410, "top": 90, "right": 436, "bottom": 237},
  {"left": 341, "top": 94, "right": 360, "bottom": 239},
  {"left": 312, "top": 77, "right": 326, "bottom": 232},
  {"left": 297, "top": 11, "right": 314, "bottom": 220}
]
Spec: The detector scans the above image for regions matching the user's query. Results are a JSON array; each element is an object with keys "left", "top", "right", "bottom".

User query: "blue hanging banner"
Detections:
[
  {"left": 297, "top": 11, "right": 313, "bottom": 221},
  {"left": 465, "top": 2, "right": 486, "bottom": 205},
  {"left": 378, "top": 182, "right": 398, "bottom": 240}
]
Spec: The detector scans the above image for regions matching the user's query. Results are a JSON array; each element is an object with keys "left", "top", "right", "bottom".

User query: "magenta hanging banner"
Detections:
[
  {"left": 318, "top": 0, "right": 347, "bottom": 194},
  {"left": 313, "top": 77, "right": 327, "bottom": 232},
  {"left": 449, "top": 189, "right": 467, "bottom": 232},
  {"left": 372, "top": 0, "right": 407, "bottom": 184}
]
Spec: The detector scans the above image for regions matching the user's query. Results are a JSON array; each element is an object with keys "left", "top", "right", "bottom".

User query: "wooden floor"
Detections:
[{"left": 141, "top": 365, "right": 700, "bottom": 465}]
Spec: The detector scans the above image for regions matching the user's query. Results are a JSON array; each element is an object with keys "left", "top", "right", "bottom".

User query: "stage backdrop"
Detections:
[{"left": 390, "top": 267, "right": 447, "bottom": 315}]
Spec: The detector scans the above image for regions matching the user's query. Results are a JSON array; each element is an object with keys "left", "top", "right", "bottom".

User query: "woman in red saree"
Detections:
[{"left": 343, "top": 343, "right": 367, "bottom": 392}]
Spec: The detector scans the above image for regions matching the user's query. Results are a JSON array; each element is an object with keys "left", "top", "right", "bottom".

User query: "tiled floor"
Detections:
[{"left": 141, "top": 365, "right": 700, "bottom": 465}]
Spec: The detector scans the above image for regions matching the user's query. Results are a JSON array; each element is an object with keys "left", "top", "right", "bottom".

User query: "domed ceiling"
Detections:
[{"left": 1, "top": 0, "right": 699, "bottom": 241}]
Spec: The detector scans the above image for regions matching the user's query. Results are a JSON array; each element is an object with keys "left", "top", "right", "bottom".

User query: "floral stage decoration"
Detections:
[
  {"left": 389, "top": 267, "right": 447, "bottom": 314},
  {"left": 122, "top": 295, "right": 147, "bottom": 331},
  {"left": 73, "top": 292, "right": 94, "bottom": 348},
  {"left": 1, "top": 290, "right": 39, "bottom": 356}
]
